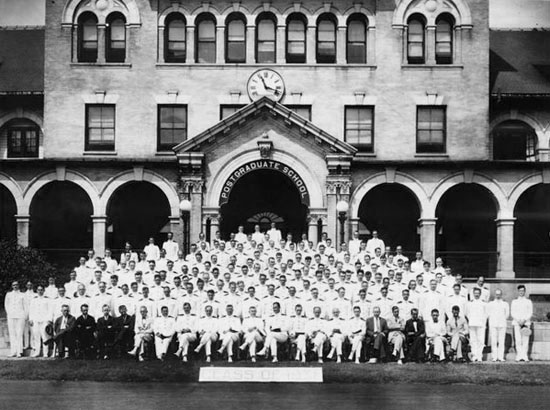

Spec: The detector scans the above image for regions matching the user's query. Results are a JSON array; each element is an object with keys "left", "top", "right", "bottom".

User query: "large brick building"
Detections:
[{"left": 0, "top": 0, "right": 549, "bottom": 297}]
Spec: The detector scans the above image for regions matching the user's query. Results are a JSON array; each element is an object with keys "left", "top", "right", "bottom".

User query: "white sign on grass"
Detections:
[{"left": 199, "top": 367, "right": 323, "bottom": 383}]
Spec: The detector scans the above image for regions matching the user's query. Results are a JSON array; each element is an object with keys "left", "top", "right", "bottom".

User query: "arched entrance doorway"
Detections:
[
  {"left": 106, "top": 182, "right": 171, "bottom": 251},
  {"left": 30, "top": 181, "right": 93, "bottom": 264},
  {"left": 0, "top": 184, "right": 17, "bottom": 241},
  {"left": 435, "top": 184, "right": 497, "bottom": 277},
  {"left": 514, "top": 184, "right": 550, "bottom": 278},
  {"left": 357, "top": 183, "right": 421, "bottom": 254},
  {"left": 219, "top": 167, "right": 308, "bottom": 240}
]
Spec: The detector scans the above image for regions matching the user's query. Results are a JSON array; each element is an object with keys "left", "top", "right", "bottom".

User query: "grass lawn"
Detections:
[{"left": 0, "top": 359, "right": 548, "bottom": 385}]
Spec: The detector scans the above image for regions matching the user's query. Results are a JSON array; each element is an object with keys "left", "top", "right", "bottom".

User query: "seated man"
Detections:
[
  {"left": 194, "top": 305, "right": 219, "bottom": 362},
  {"left": 96, "top": 304, "right": 117, "bottom": 359},
  {"left": 404, "top": 308, "right": 425, "bottom": 363},
  {"left": 347, "top": 306, "right": 366, "bottom": 364},
  {"left": 114, "top": 305, "right": 135, "bottom": 357},
  {"left": 258, "top": 302, "right": 289, "bottom": 363},
  {"left": 239, "top": 306, "right": 265, "bottom": 362},
  {"left": 129, "top": 305, "right": 154, "bottom": 361},
  {"left": 425, "top": 308, "right": 448, "bottom": 362},
  {"left": 326, "top": 307, "right": 347, "bottom": 363},
  {"left": 289, "top": 304, "right": 308, "bottom": 363},
  {"left": 305, "top": 306, "right": 328, "bottom": 364},
  {"left": 154, "top": 305, "right": 176, "bottom": 360},
  {"left": 217, "top": 304, "right": 242, "bottom": 362},
  {"left": 74, "top": 304, "right": 96, "bottom": 359},
  {"left": 174, "top": 302, "right": 198, "bottom": 362},
  {"left": 366, "top": 306, "right": 389, "bottom": 363},
  {"left": 446, "top": 305, "right": 469, "bottom": 362},
  {"left": 53, "top": 304, "right": 76, "bottom": 359},
  {"left": 387, "top": 305, "right": 406, "bottom": 365}
]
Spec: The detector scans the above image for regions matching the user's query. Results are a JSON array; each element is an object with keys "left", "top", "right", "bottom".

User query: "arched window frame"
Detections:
[
  {"left": 195, "top": 13, "right": 217, "bottom": 63},
  {"left": 225, "top": 13, "right": 247, "bottom": 63},
  {"left": 286, "top": 13, "right": 307, "bottom": 64},
  {"left": 435, "top": 14, "right": 454, "bottom": 64},
  {"left": 77, "top": 12, "right": 98, "bottom": 63},
  {"left": 492, "top": 120, "right": 538, "bottom": 161},
  {"left": 256, "top": 12, "right": 277, "bottom": 63},
  {"left": 407, "top": 14, "right": 426, "bottom": 64},
  {"left": 316, "top": 14, "right": 337, "bottom": 64},
  {"left": 3, "top": 118, "right": 40, "bottom": 158},
  {"left": 346, "top": 14, "right": 368, "bottom": 64},
  {"left": 165, "top": 12, "right": 187, "bottom": 63},
  {"left": 106, "top": 12, "right": 126, "bottom": 63}
]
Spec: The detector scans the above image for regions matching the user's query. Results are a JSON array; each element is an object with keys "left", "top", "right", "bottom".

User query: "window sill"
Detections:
[
  {"left": 354, "top": 152, "right": 377, "bottom": 158},
  {"left": 71, "top": 63, "right": 132, "bottom": 68},
  {"left": 83, "top": 151, "right": 118, "bottom": 156},
  {"left": 155, "top": 151, "right": 176, "bottom": 156},
  {"left": 156, "top": 63, "right": 377, "bottom": 70},
  {"left": 414, "top": 153, "right": 449, "bottom": 158},
  {"left": 402, "top": 64, "right": 463, "bottom": 70}
]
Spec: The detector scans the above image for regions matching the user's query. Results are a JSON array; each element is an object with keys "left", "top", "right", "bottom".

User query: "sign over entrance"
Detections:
[{"left": 219, "top": 160, "right": 310, "bottom": 206}]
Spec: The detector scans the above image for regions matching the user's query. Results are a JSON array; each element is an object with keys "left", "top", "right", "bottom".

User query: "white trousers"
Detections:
[
  {"left": 23, "top": 320, "right": 31, "bottom": 348},
  {"left": 154, "top": 335, "right": 173, "bottom": 359},
  {"left": 329, "top": 333, "right": 345, "bottom": 356},
  {"left": 294, "top": 334, "right": 307, "bottom": 357},
  {"left": 7, "top": 318, "right": 25, "bottom": 356},
  {"left": 219, "top": 332, "right": 240, "bottom": 357},
  {"left": 389, "top": 331, "right": 405, "bottom": 359},
  {"left": 31, "top": 321, "right": 50, "bottom": 356},
  {"left": 428, "top": 336, "right": 446, "bottom": 360},
  {"left": 311, "top": 333, "right": 327, "bottom": 357},
  {"left": 490, "top": 326, "right": 506, "bottom": 361},
  {"left": 133, "top": 333, "right": 153, "bottom": 356},
  {"left": 349, "top": 334, "right": 364, "bottom": 359},
  {"left": 513, "top": 324, "right": 530, "bottom": 361},
  {"left": 243, "top": 330, "right": 264, "bottom": 358},
  {"left": 197, "top": 332, "right": 218, "bottom": 356},
  {"left": 470, "top": 326, "right": 486, "bottom": 361},
  {"left": 264, "top": 331, "right": 288, "bottom": 358},
  {"left": 177, "top": 332, "right": 197, "bottom": 356}
]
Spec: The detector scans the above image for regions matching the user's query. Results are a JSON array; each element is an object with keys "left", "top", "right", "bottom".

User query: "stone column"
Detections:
[
  {"left": 276, "top": 24, "right": 285, "bottom": 63},
  {"left": 91, "top": 215, "right": 107, "bottom": 256},
  {"left": 308, "top": 215, "right": 319, "bottom": 244},
  {"left": 306, "top": 25, "right": 316, "bottom": 63},
  {"left": 216, "top": 25, "right": 225, "bottom": 63},
  {"left": 326, "top": 186, "right": 338, "bottom": 244},
  {"left": 246, "top": 25, "right": 255, "bottom": 64},
  {"left": 97, "top": 24, "right": 106, "bottom": 64},
  {"left": 401, "top": 26, "right": 408, "bottom": 64},
  {"left": 209, "top": 216, "right": 220, "bottom": 244},
  {"left": 336, "top": 25, "right": 346, "bottom": 64},
  {"left": 158, "top": 26, "right": 165, "bottom": 62},
  {"left": 496, "top": 218, "right": 515, "bottom": 278},
  {"left": 15, "top": 215, "right": 30, "bottom": 247},
  {"left": 419, "top": 218, "right": 437, "bottom": 265},
  {"left": 350, "top": 218, "right": 360, "bottom": 237},
  {"left": 367, "top": 27, "right": 376, "bottom": 65},
  {"left": 169, "top": 216, "right": 182, "bottom": 248},
  {"left": 187, "top": 25, "right": 195, "bottom": 63},
  {"left": 182, "top": 180, "right": 204, "bottom": 245},
  {"left": 426, "top": 25, "right": 436, "bottom": 65}
]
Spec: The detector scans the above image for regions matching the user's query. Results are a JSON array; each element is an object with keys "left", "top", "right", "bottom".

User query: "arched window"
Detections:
[
  {"left": 3, "top": 118, "right": 40, "bottom": 158},
  {"left": 436, "top": 15, "right": 454, "bottom": 64},
  {"left": 317, "top": 15, "right": 336, "bottom": 63},
  {"left": 78, "top": 12, "right": 98, "bottom": 63},
  {"left": 493, "top": 120, "right": 537, "bottom": 161},
  {"left": 165, "top": 13, "right": 186, "bottom": 63},
  {"left": 286, "top": 14, "right": 306, "bottom": 63},
  {"left": 256, "top": 13, "right": 276, "bottom": 63},
  {"left": 196, "top": 14, "right": 216, "bottom": 63},
  {"left": 407, "top": 15, "right": 425, "bottom": 64},
  {"left": 106, "top": 13, "right": 126, "bottom": 63},
  {"left": 226, "top": 14, "right": 246, "bottom": 63},
  {"left": 347, "top": 15, "right": 367, "bottom": 64}
]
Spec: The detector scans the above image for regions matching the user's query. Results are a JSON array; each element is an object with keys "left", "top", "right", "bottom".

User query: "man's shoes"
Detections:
[
  {"left": 272, "top": 358, "right": 278, "bottom": 363},
  {"left": 355, "top": 359, "right": 360, "bottom": 364},
  {"left": 138, "top": 355, "right": 144, "bottom": 362},
  {"left": 397, "top": 359, "right": 403, "bottom": 365},
  {"left": 182, "top": 355, "right": 188, "bottom": 363},
  {"left": 251, "top": 357, "right": 256, "bottom": 363},
  {"left": 368, "top": 358, "right": 377, "bottom": 364},
  {"left": 336, "top": 356, "right": 341, "bottom": 364},
  {"left": 318, "top": 358, "right": 323, "bottom": 364},
  {"left": 128, "top": 348, "right": 137, "bottom": 356},
  {"left": 228, "top": 357, "right": 233, "bottom": 363},
  {"left": 239, "top": 344, "right": 246, "bottom": 351},
  {"left": 206, "top": 356, "right": 211, "bottom": 363}
]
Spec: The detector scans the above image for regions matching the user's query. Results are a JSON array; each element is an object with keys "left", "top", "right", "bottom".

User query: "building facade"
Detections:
[{"left": 0, "top": 0, "right": 549, "bottom": 296}]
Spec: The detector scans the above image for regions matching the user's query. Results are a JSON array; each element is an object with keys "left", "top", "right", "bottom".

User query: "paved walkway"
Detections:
[{"left": 0, "top": 381, "right": 549, "bottom": 410}]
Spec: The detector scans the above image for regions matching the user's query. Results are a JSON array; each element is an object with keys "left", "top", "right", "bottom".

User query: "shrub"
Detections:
[{"left": 0, "top": 240, "right": 57, "bottom": 302}]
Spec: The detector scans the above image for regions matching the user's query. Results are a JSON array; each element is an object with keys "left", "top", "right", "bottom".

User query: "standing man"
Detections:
[
  {"left": 162, "top": 232, "right": 179, "bottom": 262},
  {"left": 4, "top": 281, "right": 27, "bottom": 357},
  {"left": 366, "top": 231, "right": 385, "bottom": 257},
  {"left": 487, "top": 289, "right": 510, "bottom": 362},
  {"left": 28, "top": 285, "right": 52, "bottom": 357},
  {"left": 511, "top": 285, "right": 533, "bottom": 362},
  {"left": 466, "top": 287, "right": 488, "bottom": 362}
]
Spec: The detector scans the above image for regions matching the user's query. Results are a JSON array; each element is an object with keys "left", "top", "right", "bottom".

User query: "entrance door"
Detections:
[{"left": 219, "top": 169, "right": 308, "bottom": 240}]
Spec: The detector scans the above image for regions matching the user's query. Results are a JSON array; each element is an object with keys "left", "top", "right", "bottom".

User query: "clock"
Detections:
[{"left": 247, "top": 69, "right": 285, "bottom": 102}]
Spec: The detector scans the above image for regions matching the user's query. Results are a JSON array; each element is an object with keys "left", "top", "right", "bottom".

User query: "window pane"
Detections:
[
  {"left": 198, "top": 20, "right": 215, "bottom": 40},
  {"left": 198, "top": 43, "right": 216, "bottom": 63},
  {"left": 288, "top": 42, "right": 305, "bottom": 54},
  {"left": 348, "top": 20, "right": 365, "bottom": 41},
  {"left": 83, "top": 21, "right": 97, "bottom": 43},
  {"left": 318, "top": 20, "right": 335, "bottom": 41},
  {"left": 228, "top": 20, "right": 245, "bottom": 40},
  {"left": 110, "top": 19, "right": 125, "bottom": 41},
  {"left": 288, "top": 20, "right": 305, "bottom": 40},
  {"left": 345, "top": 107, "right": 373, "bottom": 148},
  {"left": 168, "top": 20, "right": 186, "bottom": 41},
  {"left": 348, "top": 44, "right": 365, "bottom": 63},
  {"left": 227, "top": 43, "right": 245, "bottom": 61},
  {"left": 258, "top": 19, "right": 275, "bottom": 41}
]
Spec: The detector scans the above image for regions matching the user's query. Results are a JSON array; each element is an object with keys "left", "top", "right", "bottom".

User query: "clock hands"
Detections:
[{"left": 259, "top": 75, "right": 280, "bottom": 95}]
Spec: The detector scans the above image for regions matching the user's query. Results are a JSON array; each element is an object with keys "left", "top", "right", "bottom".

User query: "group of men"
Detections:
[{"left": 3, "top": 225, "right": 534, "bottom": 363}]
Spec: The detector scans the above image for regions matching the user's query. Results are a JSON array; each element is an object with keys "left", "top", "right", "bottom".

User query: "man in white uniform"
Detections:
[
  {"left": 366, "top": 231, "right": 385, "bottom": 257},
  {"left": 288, "top": 304, "right": 308, "bottom": 362},
  {"left": 217, "top": 304, "right": 242, "bottom": 362},
  {"left": 174, "top": 302, "right": 198, "bottom": 362},
  {"left": 305, "top": 306, "right": 328, "bottom": 363},
  {"left": 153, "top": 305, "right": 175, "bottom": 360},
  {"left": 162, "top": 232, "right": 179, "bottom": 262},
  {"left": 511, "top": 285, "right": 533, "bottom": 362},
  {"left": 258, "top": 301, "right": 288, "bottom": 362},
  {"left": 347, "top": 306, "right": 366, "bottom": 363},
  {"left": 425, "top": 309, "right": 447, "bottom": 362},
  {"left": 28, "top": 285, "right": 53, "bottom": 357},
  {"left": 326, "top": 307, "right": 347, "bottom": 363},
  {"left": 487, "top": 289, "right": 510, "bottom": 362},
  {"left": 239, "top": 306, "right": 265, "bottom": 362},
  {"left": 465, "top": 287, "right": 488, "bottom": 362},
  {"left": 194, "top": 304, "right": 219, "bottom": 362},
  {"left": 129, "top": 305, "right": 154, "bottom": 361}
]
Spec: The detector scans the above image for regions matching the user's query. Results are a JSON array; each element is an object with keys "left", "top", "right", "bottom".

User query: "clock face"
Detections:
[{"left": 247, "top": 69, "right": 285, "bottom": 102}]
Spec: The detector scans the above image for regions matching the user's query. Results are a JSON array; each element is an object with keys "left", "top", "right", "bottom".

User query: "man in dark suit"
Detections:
[
  {"left": 113, "top": 304, "right": 135, "bottom": 358},
  {"left": 74, "top": 304, "right": 96, "bottom": 359},
  {"left": 96, "top": 304, "right": 117, "bottom": 359},
  {"left": 404, "top": 307, "right": 426, "bottom": 362},
  {"left": 366, "top": 306, "right": 389, "bottom": 363},
  {"left": 53, "top": 304, "right": 76, "bottom": 359}
]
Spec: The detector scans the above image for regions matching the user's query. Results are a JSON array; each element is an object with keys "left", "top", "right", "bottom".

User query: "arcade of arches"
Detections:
[{"left": 0, "top": 171, "right": 549, "bottom": 279}]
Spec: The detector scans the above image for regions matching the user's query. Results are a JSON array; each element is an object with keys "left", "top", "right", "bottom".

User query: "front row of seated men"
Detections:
[{"left": 46, "top": 298, "right": 477, "bottom": 364}]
